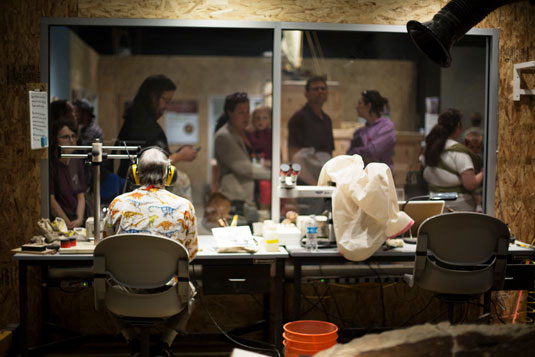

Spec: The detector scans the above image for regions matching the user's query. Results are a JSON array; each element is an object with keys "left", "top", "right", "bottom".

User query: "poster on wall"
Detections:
[
  {"left": 165, "top": 100, "right": 199, "bottom": 145},
  {"left": 29, "top": 90, "right": 48, "bottom": 149}
]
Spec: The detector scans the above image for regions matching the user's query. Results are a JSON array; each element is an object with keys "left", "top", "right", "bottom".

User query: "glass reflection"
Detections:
[
  {"left": 280, "top": 30, "right": 487, "bottom": 216},
  {"left": 49, "top": 26, "right": 274, "bottom": 233}
]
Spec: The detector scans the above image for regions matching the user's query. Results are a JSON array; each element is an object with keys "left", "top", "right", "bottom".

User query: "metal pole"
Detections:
[
  {"left": 58, "top": 142, "right": 139, "bottom": 244},
  {"left": 92, "top": 140, "right": 103, "bottom": 244}
]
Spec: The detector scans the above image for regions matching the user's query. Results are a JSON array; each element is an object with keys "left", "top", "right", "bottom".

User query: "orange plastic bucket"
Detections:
[
  {"left": 283, "top": 339, "right": 318, "bottom": 357},
  {"left": 283, "top": 332, "right": 337, "bottom": 351},
  {"left": 283, "top": 320, "right": 338, "bottom": 343}
]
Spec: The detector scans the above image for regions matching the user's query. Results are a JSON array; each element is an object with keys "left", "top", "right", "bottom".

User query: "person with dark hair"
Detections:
[
  {"left": 116, "top": 74, "right": 198, "bottom": 179},
  {"left": 213, "top": 92, "right": 270, "bottom": 210},
  {"left": 422, "top": 108, "right": 483, "bottom": 212},
  {"left": 102, "top": 147, "right": 198, "bottom": 357},
  {"left": 287, "top": 75, "right": 334, "bottom": 165},
  {"left": 346, "top": 90, "right": 396, "bottom": 170},
  {"left": 73, "top": 98, "right": 105, "bottom": 216},
  {"left": 49, "top": 119, "right": 86, "bottom": 229},
  {"left": 73, "top": 98, "right": 103, "bottom": 146},
  {"left": 50, "top": 99, "right": 76, "bottom": 125}
]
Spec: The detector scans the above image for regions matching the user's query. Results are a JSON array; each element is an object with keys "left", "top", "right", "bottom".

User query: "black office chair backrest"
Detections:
[
  {"left": 94, "top": 233, "right": 189, "bottom": 289},
  {"left": 93, "top": 233, "right": 190, "bottom": 317},
  {"left": 418, "top": 212, "right": 510, "bottom": 265},
  {"left": 412, "top": 212, "right": 510, "bottom": 294}
]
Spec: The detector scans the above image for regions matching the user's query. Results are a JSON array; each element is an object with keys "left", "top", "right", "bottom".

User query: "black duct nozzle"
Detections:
[{"left": 407, "top": 0, "right": 523, "bottom": 67}]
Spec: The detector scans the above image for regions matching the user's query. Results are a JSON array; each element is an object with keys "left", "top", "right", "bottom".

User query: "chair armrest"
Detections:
[
  {"left": 177, "top": 257, "right": 190, "bottom": 302},
  {"left": 413, "top": 233, "right": 428, "bottom": 282},
  {"left": 493, "top": 235, "right": 509, "bottom": 290}
]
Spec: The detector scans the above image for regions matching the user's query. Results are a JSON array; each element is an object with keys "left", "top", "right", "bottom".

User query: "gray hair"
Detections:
[{"left": 138, "top": 148, "right": 169, "bottom": 186}]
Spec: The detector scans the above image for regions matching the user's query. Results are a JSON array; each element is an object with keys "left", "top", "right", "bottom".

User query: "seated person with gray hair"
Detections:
[{"left": 102, "top": 147, "right": 198, "bottom": 357}]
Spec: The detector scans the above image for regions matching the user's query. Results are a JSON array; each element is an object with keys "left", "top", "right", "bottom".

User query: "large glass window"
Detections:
[
  {"left": 42, "top": 19, "right": 498, "bottom": 226},
  {"left": 47, "top": 22, "right": 274, "bottom": 233},
  {"left": 279, "top": 27, "right": 493, "bottom": 217}
]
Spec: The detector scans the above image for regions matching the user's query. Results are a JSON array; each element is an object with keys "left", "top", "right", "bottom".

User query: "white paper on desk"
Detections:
[{"left": 211, "top": 226, "right": 259, "bottom": 253}]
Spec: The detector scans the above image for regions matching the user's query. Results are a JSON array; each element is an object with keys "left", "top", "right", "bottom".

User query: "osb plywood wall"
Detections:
[
  {"left": 0, "top": 0, "right": 78, "bottom": 332},
  {"left": 2, "top": 0, "right": 535, "bottom": 332},
  {"left": 479, "top": 6, "right": 535, "bottom": 247}
]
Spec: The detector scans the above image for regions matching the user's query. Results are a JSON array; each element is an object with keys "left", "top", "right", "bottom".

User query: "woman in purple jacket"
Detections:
[{"left": 346, "top": 90, "right": 395, "bottom": 170}]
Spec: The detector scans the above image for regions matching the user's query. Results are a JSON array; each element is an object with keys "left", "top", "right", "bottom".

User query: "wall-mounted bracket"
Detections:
[{"left": 513, "top": 60, "right": 535, "bottom": 101}]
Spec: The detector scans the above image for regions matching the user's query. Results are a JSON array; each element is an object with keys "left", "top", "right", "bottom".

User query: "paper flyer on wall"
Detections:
[{"left": 29, "top": 90, "right": 48, "bottom": 149}]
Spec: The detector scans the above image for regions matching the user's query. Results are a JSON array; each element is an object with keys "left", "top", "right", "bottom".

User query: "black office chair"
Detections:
[
  {"left": 93, "top": 234, "right": 192, "bottom": 356},
  {"left": 404, "top": 212, "right": 510, "bottom": 323}
]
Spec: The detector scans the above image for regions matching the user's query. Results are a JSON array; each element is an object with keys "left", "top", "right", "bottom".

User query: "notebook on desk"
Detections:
[{"left": 398, "top": 200, "right": 445, "bottom": 237}]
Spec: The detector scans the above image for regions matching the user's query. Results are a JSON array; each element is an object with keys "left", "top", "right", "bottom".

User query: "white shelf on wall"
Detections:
[{"left": 513, "top": 60, "right": 535, "bottom": 101}]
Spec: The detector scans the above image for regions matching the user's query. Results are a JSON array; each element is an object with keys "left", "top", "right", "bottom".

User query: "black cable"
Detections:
[
  {"left": 317, "top": 265, "right": 342, "bottom": 324},
  {"left": 491, "top": 298, "right": 506, "bottom": 324},
  {"left": 393, "top": 281, "right": 420, "bottom": 304},
  {"left": 192, "top": 276, "right": 280, "bottom": 357},
  {"left": 367, "top": 263, "right": 387, "bottom": 326},
  {"left": 325, "top": 283, "right": 345, "bottom": 328},
  {"left": 401, "top": 195, "right": 430, "bottom": 211},
  {"left": 300, "top": 284, "right": 331, "bottom": 317},
  {"left": 401, "top": 295, "right": 436, "bottom": 326},
  {"left": 312, "top": 283, "right": 331, "bottom": 322},
  {"left": 300, "top": 292, "right": 355, "bottom": 326}
]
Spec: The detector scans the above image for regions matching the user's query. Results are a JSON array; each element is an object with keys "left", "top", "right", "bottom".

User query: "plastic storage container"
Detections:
[
  {"left": 263, "top": 221, "right": 279, "bottom": 252},
  {"left": 283, "top": 320, "right": 338, "bottom": 356}
]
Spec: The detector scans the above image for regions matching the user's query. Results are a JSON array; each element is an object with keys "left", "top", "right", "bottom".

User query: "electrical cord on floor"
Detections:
[
  {"left": 311, "top": 282, "right": 331, "bottom": 322},
  {"left": 195, "top": 286, "right": 281, "bottom": 357},
  {"left": 325, "top": 283, "right": 345, "bottom": 328},
  {"left": 491, "top": 297, "right": 506, "bottom": 324},
  {"left": 401, "top": 295, "right": 436, "bottom": 326},
  {"left": 367, "top": 263, "right": 387, "bottom": 326},
  {"left": 316, "top": 265, "right": 347, "bottom": 328},
  {"left": 300, "top": 283, "right": 331, "bottom": 316}
]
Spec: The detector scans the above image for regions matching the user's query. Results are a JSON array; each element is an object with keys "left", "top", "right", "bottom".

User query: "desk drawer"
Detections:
[{"left": 202, "top": 264, "right": 271, "bottom": 294}]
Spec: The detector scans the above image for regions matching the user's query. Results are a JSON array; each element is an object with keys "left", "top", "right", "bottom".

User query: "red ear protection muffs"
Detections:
[{"left": 130, "top": 146, "right": 176, "bottom": 186}]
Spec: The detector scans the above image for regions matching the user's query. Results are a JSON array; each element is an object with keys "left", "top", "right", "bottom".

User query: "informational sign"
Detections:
[{"left": 29, "top": 90, "right": 48, "bottom": 149}]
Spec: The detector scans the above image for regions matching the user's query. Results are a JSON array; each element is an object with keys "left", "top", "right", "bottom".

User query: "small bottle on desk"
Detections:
[{"left": 306, "top": 225, "right": 318, "bottom": 252}]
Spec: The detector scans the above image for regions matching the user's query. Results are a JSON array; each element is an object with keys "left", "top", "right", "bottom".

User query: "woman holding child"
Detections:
[
  {"left": 214, "top": 93, "right": 270, "bottom": 208},
  {"left": 422, "top": 108, "right": 483, "bottom": 212}
]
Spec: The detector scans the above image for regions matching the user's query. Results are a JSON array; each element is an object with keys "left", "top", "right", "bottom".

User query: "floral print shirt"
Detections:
[{"left": 103, "top": 185, "right": 198, "bottom": 261}]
